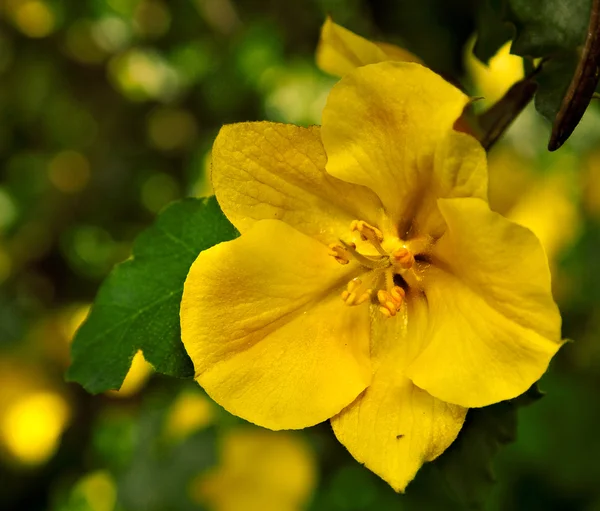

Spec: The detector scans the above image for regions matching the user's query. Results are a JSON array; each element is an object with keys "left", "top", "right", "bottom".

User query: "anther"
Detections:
[
  {"left": 328, "top": 243, "right": 351, "bottom": 265},
  {"left": 350, "top": 220, "right": 384, "bottom": 244},
  {"left": 379, "top": 306, "right": 392, "bottom": 318},
  {"left": 390, "top": 286, "right": 405, "bottom": 302},
  {"left": 377, "top": 286, "right": 405, "bottom": 318},
  {"left": 341, "top": 279, "right": 372, "bottom": 306},
  {"left": 392, "top": 248, "right": 415, "bottom": 269}
]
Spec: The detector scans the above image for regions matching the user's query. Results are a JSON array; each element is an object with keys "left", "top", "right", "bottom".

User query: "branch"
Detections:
[{"left": 548, "top": 0, "right": 600, "bottom": 151}]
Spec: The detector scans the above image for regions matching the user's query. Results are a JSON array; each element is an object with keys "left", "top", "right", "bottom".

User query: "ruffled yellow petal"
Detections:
[
  {"left": 407, "top": 198, "right": 563, "bottom": 408},
  {"left": 316, "top": 17, "right": 421, "bottom": 77},
  {"left": 212, "top": 122, "right": 383, "bottom": 245},
  {"left": 181, "top": 220, "right": 372, "bottom": 430},
  {"left": 411, "top": 130, "right": 488, "bottom": 238},
  {"left": 332, "top": 300, "right": 466, "bottom": 492},
  {"left": 321, "top": 62, "right": 471, "bottom": 229}
]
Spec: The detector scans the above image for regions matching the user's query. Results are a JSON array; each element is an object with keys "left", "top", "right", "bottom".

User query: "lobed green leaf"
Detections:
[
  {"left": 406, "top": 385, "right": 544, "bottom": 510},
  {"left": 66, "top": 196, "right": 238, "bottom": 394}
]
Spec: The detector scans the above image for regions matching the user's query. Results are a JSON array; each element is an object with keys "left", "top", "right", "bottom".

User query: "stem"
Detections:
[
  {"left": 548, "top": 0, "right": 600, "bottom": 151},
  {"left": 476, "top": 73, "right": 539, "bottom": 151}
]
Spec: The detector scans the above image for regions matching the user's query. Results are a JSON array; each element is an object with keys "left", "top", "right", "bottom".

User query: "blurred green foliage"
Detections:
[{"left": 2, "top": 1, "right": 600, "bottom": 510}]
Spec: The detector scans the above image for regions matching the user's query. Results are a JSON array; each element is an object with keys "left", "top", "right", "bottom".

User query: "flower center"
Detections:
[{"left": 329, "top": 220, "right": 427, "bottom": 318}]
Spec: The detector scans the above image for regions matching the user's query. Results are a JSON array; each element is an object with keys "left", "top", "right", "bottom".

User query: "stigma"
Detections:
[{"left": 330, "top": 220, "right": 418, "bottom": 318}]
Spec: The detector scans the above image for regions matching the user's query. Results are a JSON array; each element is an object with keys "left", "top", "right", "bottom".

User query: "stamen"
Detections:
[
  {"left": 331, "top": 220, "right": 420, "bottom": 319},
  {"left": 379, "top": 306, "right": 392, "bottom": 318},
  {"left": 340, "top": 240, "right": 390, "bottom": 270},
  {"left": 350, "top": 220, "right": 387, "bottom": 256},
  {"left": 350, "top": 220, "right": 383, "bottom": 243},
  {"left": 377, "top": 286, "right": 405, "bottom": 318},
  {"left": 328, "top": 243, "right": 352, "bottom": 265},
  {"left": 341, "top": 279, "right": 372, "bottom": 306},
  {"left": 392, "top": 247, "right": 415, "bottom": 269}
]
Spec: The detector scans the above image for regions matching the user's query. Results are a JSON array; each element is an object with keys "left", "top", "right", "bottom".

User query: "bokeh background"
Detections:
[{"left": 1, "top": 0, "right": 600, "bottom": 510}]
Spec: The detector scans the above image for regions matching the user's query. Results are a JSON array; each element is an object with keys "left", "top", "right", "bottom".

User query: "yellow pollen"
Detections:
[{"left": 392, "top": 248, "right": 415, "bottom": 269}]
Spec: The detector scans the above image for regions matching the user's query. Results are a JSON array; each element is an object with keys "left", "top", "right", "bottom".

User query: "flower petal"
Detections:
[
  {"left": 212, "top": 121, "right": 383, "bottom": 245},
  {"left": 412, "top": 130, "right": 487, "bottom": 239},
  {"left": 316, "top": 17, "right": 421, "bottom": 77},
  {"left": 332, "top": 301, "right": 466, "bottom": 492},
  {"left": 321, "top": 62, "right": 471, "bottom": 230},
  {"left": 181, "top": 220, "right": 372, "bottom": 430},
  {"left": 406, "top": 198, "right": 563, "bottom": 408}
]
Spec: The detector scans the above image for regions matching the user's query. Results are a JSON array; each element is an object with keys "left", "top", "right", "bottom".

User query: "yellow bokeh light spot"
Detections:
[
  {"left": 191, "top": 428, "right": 316, "bottom": 511},
  {"left": 106, "top": 351, "right": 153, "bottom": 398},
  {"left": 109, "top": 48, "right": 181, "bottom": 102},
  {"left": 64, "top": 303, "right": 92, "bottom": 342},
  {"left": 74, "top": 470, "right": 117, "bottom": 511},
  {"left": 12, "top": 0, "right": 55, "bottom": 38},
  {"left": 264, "top": 66, "right": 333, "bottom": 125},
  {"left": 164, "top": 391, "right": 214, "bottom": 442},
  {"left": 134, "top": 0, "right": 171, "bottom": 38},
  {"left": 1, "top": 391, "right": 70, "bottom": 465},
  {"left": 466, "top": 39, "right": 524, "bottom": 108},
  {"left": 92, "top": 17, "right": 131, "bottom": 53},
  {"left": 48, "top": 151, "right": 91, "bottom": 194},
  {"left": 65, "top": 21, "right": 108, "bottom": 65}
]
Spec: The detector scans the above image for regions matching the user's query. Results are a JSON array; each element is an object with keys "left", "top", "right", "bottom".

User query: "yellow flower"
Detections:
[
  {"left": 316, "top": 16, "right": 421, "bottom": 77},
  {"left": 180, "top": 58, "right": 563, "bottom": 492},
  {"left": 464, "top": 39, "right": 524, "bottom": 109},
  {"left": 488, "top": 148, "right": 581, "bottom": 268}
]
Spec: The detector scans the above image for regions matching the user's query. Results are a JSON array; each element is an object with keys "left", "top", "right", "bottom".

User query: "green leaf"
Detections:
[
  {"left": 507, "top": 0, "right": 591, "bottom": 57},
  {"left": 473, "top": 0, "right": 514, "bottom": 64},
  {"left": 474, "top": 0, "right": 595, "bottom": 147},
  {"left": 534, "top": 53, "right": 579, "bottom": 122},
  {"left": 407, "top": 385, "right": 544, "bottom": 510},
  {"left": 66, "top": 196, "right": 238, "bottom": 393}
]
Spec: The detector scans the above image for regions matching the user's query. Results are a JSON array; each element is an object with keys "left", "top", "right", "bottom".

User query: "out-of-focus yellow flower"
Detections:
[
  {"left": 180, "top": 59, "right": 562, "bottom": 491},
  {"left": 488, "top": 147, "right": 581, "bottom": 267},
  {"left": 105, "top": 350, "right": 153, "bottom": 398},
  {"left": 190, "top": 428, "right": 316, "bottom": 511},
  {"left": 164, "top": 390, "right": 215, "bottom": 442},
  {"left": 8, "top": 0, "right": 56, "bottom": 39},
  {"left": 316, "top": 16, "right": 421, "bottom": 78},
  {"left": 1, "top": 392, "right": 70, "bottom": 466},
  {"left": 465, "top": 39, "right": 524, "bottom": 109},
  {"left": 0, "top": 361, "right": 71, "bottom": 467},
  {"left": 68, "top": 470, "right": 117, "bottom": 511}
]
